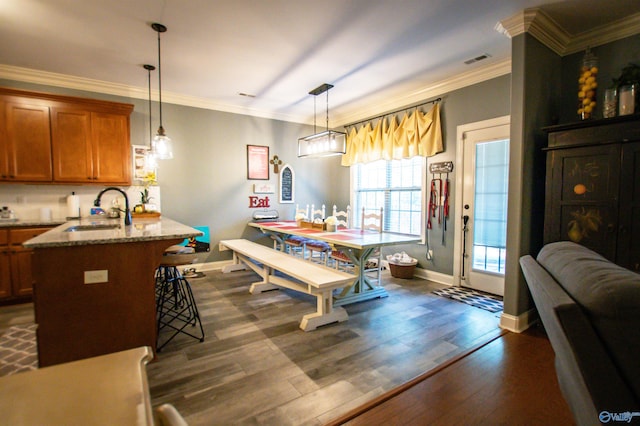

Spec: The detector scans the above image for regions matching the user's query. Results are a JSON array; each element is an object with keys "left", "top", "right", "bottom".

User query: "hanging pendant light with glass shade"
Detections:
[
  {"left": 143, "top": 64, "right": 158, "bottom": 171},
  {"left": 298, "top": 83, "right": 346, "bottom": 158},
  {"left": 151, "top": 22, "right": 173, "bottom": 160}
]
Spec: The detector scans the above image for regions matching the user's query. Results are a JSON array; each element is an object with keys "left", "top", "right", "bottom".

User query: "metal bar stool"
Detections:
[{"left": 155, "top": 245, "right": 205, "bottom": 351}]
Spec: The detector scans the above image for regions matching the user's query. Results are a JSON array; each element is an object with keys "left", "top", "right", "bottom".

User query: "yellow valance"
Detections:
[{"left": 341, "top": 103, "right": 443, "bottom": 166}]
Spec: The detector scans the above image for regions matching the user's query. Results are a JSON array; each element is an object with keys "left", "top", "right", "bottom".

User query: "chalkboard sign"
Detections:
[{"left": 279, "top": 164, "right": 294, "bottom": 203}]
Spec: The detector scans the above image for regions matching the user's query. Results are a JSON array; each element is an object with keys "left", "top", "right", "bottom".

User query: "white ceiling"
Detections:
[{"left": 0, "top": 0, "right": 638, "bottom": 126}]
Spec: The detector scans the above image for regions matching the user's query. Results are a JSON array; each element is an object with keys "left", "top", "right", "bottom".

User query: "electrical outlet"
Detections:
[{"left": 84, "top": 270, "right": 108, "bottom": 284}]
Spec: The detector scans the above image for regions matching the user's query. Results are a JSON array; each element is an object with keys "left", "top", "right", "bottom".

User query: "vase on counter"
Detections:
[{"left": 578, "top": 48, "right": 598, "bottom": 120}]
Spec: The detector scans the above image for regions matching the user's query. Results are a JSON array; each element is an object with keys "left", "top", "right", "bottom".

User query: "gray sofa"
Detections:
[{"left": 520, "top": 241, "right": 640, "bottom": 425}]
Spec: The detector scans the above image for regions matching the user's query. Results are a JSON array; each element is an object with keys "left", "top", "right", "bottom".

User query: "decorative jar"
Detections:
[
  {"left": 577, "top": 48, "right": 598, "bottom": 120},
  {"left": 619, "top": 84, "right": 637, "bottom": 116},
  {"left": 603, "top": 88, "right": 617, "bottom": 118}
]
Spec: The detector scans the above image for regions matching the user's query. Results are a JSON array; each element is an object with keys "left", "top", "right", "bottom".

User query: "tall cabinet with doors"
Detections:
[{"left": 543, "top": 115, "right": 640, "bottom": 272}]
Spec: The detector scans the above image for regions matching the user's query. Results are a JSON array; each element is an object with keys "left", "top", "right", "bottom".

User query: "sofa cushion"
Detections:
[{"left": 537, "top": 241, "right": 640, "bottom": 401}]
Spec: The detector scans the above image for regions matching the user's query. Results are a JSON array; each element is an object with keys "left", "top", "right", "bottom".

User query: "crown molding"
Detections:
[
  {"left": 496, "top": 8, "right": 640, "bottom": 56},
  {"left": 0, "top": 64, "right": 303, "bottom": 124},
  {"left": 334, "top": 58, "right": 512, "bottom": 127}
]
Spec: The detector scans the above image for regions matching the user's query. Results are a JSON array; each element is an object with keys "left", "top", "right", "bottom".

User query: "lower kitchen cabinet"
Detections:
[{"left": 0, "top": 226, "right": 53, "bottom": 302}]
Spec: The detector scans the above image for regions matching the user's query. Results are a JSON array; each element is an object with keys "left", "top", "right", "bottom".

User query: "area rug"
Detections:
[
  {"left": 433, "top": 287, "right": 503, "bottom": 313},
  {"left": 0, "top": 324, "right": 38, "bottom": 376}
]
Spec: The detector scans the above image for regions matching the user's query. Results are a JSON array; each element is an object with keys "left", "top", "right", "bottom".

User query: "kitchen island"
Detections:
[{"left": 23, "top": 217, "right": 202, "bottom": 367}]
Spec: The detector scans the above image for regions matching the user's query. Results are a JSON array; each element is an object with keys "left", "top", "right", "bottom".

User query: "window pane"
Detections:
[{"left": 353, "top": 156, "right": 424, "bottom": 235}]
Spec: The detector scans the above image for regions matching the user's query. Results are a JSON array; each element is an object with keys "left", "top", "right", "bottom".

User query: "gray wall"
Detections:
[
  {"left": 558, "top": 34, "right": 640, "bottom": 124},
  {"left": 381, "top": 75, "right": 512, "bottom": 275}
]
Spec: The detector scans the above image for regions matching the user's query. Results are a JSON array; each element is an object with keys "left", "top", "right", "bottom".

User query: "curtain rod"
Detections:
[{"left": 344, "top": 97, "right": 442, "bottom": 129}]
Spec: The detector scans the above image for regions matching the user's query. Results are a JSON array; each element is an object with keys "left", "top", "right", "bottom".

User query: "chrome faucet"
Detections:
[{"left": 94, "top": 187, "right": 132, "bottom": 225}]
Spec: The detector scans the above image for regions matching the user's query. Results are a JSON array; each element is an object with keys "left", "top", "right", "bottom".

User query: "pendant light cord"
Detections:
[
  {"left": 147, "top": 67, "right": 153, "bottom": 142},
  {"left": 326, "top": 90, "right": 329, "bottom": 132},
  {"left": 157, "top": 30, "right": 163, "bottom": 129}
]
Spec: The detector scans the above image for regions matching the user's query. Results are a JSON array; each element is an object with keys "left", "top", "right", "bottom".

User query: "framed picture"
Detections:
[
  {"left": 247, "top": 145, "right": 269, "bottom": 180},
  {"left": 132, "top": 145, "right": 155, "bottom": 182},
  {"left": 279, "top": 164, "right": 294, "bottom": 203}
]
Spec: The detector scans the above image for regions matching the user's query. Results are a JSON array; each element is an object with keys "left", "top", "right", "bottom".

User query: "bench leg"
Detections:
[
  {"left": 299, "top": 291, "right": 348, "bottom": 331},
  {"left": 221, "top": 252, "right": 248, "bottom": 273},
  {"left": 250, "top": 266, "right": 280, "bottom": 294}
]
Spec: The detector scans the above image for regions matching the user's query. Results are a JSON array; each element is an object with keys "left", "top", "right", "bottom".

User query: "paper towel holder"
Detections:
[{"left": 66, "top": 192, "right": 81, "bottom": 220}]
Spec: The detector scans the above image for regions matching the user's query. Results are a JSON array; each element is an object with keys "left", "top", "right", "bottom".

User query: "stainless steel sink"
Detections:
[{"left": 64, "top": 224, "right": 121, "bottom": 232}]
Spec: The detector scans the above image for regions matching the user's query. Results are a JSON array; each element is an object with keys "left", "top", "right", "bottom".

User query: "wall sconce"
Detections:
[{"left": 298, "top": 83, "right": 346, "bottom": 158}]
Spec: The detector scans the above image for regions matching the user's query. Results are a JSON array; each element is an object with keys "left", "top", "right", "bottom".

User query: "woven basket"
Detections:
[{"left": 388, "top": 262, "right": 417, "bottom": 279}]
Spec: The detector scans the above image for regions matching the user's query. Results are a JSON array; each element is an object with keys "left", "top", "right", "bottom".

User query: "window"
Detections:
[{"left": 352, "top": 157, "right": 425, "bottom": 236}]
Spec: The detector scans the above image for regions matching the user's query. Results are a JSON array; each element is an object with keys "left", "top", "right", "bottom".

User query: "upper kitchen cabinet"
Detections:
[
  {"left": 0, "top": 96, "right": 53, "bottom": 182},
  {"left": 51, "top": 108, "right": 131, "bottom": 184},
  {"left": 0, "top": 87, "right": 133, "bottom": 185}
]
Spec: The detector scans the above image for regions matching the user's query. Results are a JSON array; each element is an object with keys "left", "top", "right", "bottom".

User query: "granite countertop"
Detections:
[
  {"left": 0, "top": 219, "right": 67, "bottom": 228},
  {"left": 22, "top": 217, "right": 202, "bottom": 248}
]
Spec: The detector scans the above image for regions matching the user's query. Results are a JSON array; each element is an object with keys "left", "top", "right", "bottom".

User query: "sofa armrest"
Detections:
[{"left": 520, "top": 255, "right": 638, "bottom": 424}]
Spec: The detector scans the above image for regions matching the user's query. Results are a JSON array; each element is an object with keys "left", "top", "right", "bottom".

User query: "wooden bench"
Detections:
[{"left": 219, "top": 239, "right": 355, "bottom": 331}]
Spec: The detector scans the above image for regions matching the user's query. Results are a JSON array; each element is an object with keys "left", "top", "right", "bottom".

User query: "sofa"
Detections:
[{"left": 520, "top": 241, "right": 640, "bottom": 425}]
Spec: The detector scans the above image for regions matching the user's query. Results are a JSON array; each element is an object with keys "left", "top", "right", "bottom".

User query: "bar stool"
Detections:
[{"left": 155, "top": 245, "right": 205, "bottom": 351}]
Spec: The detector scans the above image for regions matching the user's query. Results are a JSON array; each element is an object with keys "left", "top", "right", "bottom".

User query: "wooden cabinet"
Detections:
[
  {"left": 0, "top": 97, "right": 53, "bottom": 182},
  {"left": 0, "top": 87, "right": 133, "bottom": 185},
  {"left": 51, "top": 108, "right": 131, "bottom": 184},
  {"left": 544, "top": 115, "right": 640, "bottom": 272},
  {"left": 0, "top": 226, "right": 53, "bottom": 302}
]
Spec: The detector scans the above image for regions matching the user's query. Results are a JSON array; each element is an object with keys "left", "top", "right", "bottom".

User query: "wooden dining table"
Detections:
[{"left": 248, "top": 221, "right": 421, "bottom": 306}]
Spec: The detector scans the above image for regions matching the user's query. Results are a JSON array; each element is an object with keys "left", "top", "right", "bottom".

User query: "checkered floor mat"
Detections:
[
  {"left": 432, "top": 287, "right": 503, "bottom": 313},
  {"left": 0, "top": 324, "right": 38, "bottom": 376}
]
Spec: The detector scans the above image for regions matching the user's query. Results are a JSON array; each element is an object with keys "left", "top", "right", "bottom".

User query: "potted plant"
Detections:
[{"left": 138, "top": 171, "right": 157, "bottom": 213}]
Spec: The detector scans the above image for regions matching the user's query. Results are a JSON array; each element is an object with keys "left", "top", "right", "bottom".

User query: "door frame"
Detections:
[{"left": 453, "top": 115, "right": 510, "bottom": 287}]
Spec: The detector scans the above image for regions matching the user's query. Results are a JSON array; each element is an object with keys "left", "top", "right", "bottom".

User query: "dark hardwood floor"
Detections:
[
  {"left": 0, "top": 269, "right": 572, "bottom": 425},
  {"left": 330, "top": 323, "right": 575, "bottom": 426}
]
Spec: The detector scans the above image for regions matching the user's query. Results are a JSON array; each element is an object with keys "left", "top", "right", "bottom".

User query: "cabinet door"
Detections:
[
  {"left": 3, "top": 100, "right": 52, "bottom": 182},
  {"left": 617, "top": 142, "right": 640, "bottom": 272},
  {"left": 1, "top": 228, "right": 11, "bottom": 298},
  {"left": 545, "top": 144, "right": 620, "bottom": 260},
  {"left": 51, "top": 108, "right": 93, "bottom": 182},
  {"left": 10, "top": 247, "right": 34, "bottom": 296},
  {"left": 0, "top": 100, "right": 7, "bottom": 179},
  {"left": 0, "top": 248, "right": 11, "bottom": 299},
  {"left": 9, "top": 227, "right": 53, "bottom": 297},
  {"left": 91, "top": 112, "right": 131, "bottom": 184}
]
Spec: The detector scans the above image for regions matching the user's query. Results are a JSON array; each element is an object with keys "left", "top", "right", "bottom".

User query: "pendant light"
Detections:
[
  {"left": 143, "top": 64, "right": 158, "bottom": 170},
  {"left": 151, "top": 22, "right": 173, "bottom": 160},
  {"left": 297, "top": 83, "right": 346, "bottom": 158}
]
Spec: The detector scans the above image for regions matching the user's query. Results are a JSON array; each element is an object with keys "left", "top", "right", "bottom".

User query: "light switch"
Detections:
[{"left": 84, "top": 270, "right": 108, "bottom": 284}]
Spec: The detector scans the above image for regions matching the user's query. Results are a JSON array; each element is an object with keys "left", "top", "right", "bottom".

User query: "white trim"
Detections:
[
  {"left": 412, "top": 267, "right": 454, "bottom": 286},
  {"left": 453, "top": 116, "right": 510, "bottom": 288},
  {"left": 334, "top": 59, "right": 511, "bottom": 127},
  {"left": 499, "top": 309, "right": 538, "bottom": 333},
  {"left": 0, "top": 59, "right": 510, "bottom": 128},
  {"left": 496, "top": 9, "right": 640, "bottom": 56},
  {"left": 0, "top": 64, "right": 304, "bottom": 124}
]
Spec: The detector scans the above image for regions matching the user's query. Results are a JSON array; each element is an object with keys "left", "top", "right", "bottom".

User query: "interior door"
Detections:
[{"left": 461, "top": 123, "right": 510, "bottom": 296}]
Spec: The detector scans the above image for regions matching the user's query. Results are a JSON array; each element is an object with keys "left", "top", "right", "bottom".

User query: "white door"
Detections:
[{"left": 456, "top": 118, "right": 510, "bottom": 296}]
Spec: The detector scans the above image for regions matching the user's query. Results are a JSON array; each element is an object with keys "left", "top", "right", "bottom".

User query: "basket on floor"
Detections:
[{"left": 388, "top": 261, "right": 417, "bottom": 279}]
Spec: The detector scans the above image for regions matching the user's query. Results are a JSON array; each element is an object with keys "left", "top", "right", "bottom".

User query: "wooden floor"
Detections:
[
  {"left": 330, "top": 324, "right": 575, "bottom": 425},
  {"left": 0, "top": 269, "right": 574, "bottom": 425},
  {"left": 147, "top": 269, "right": 503, "bottom": 425}
]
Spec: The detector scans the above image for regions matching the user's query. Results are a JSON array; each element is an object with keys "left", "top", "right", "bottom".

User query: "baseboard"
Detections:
[
  {"left": 411, "top": 267, "right": 454, "bottom": 286},
  {"left": 183, "top": 260, "right": 234, "bottom": 272},
  {"left": 499, "top": 309, "right": 538, "bottom": 333}
]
